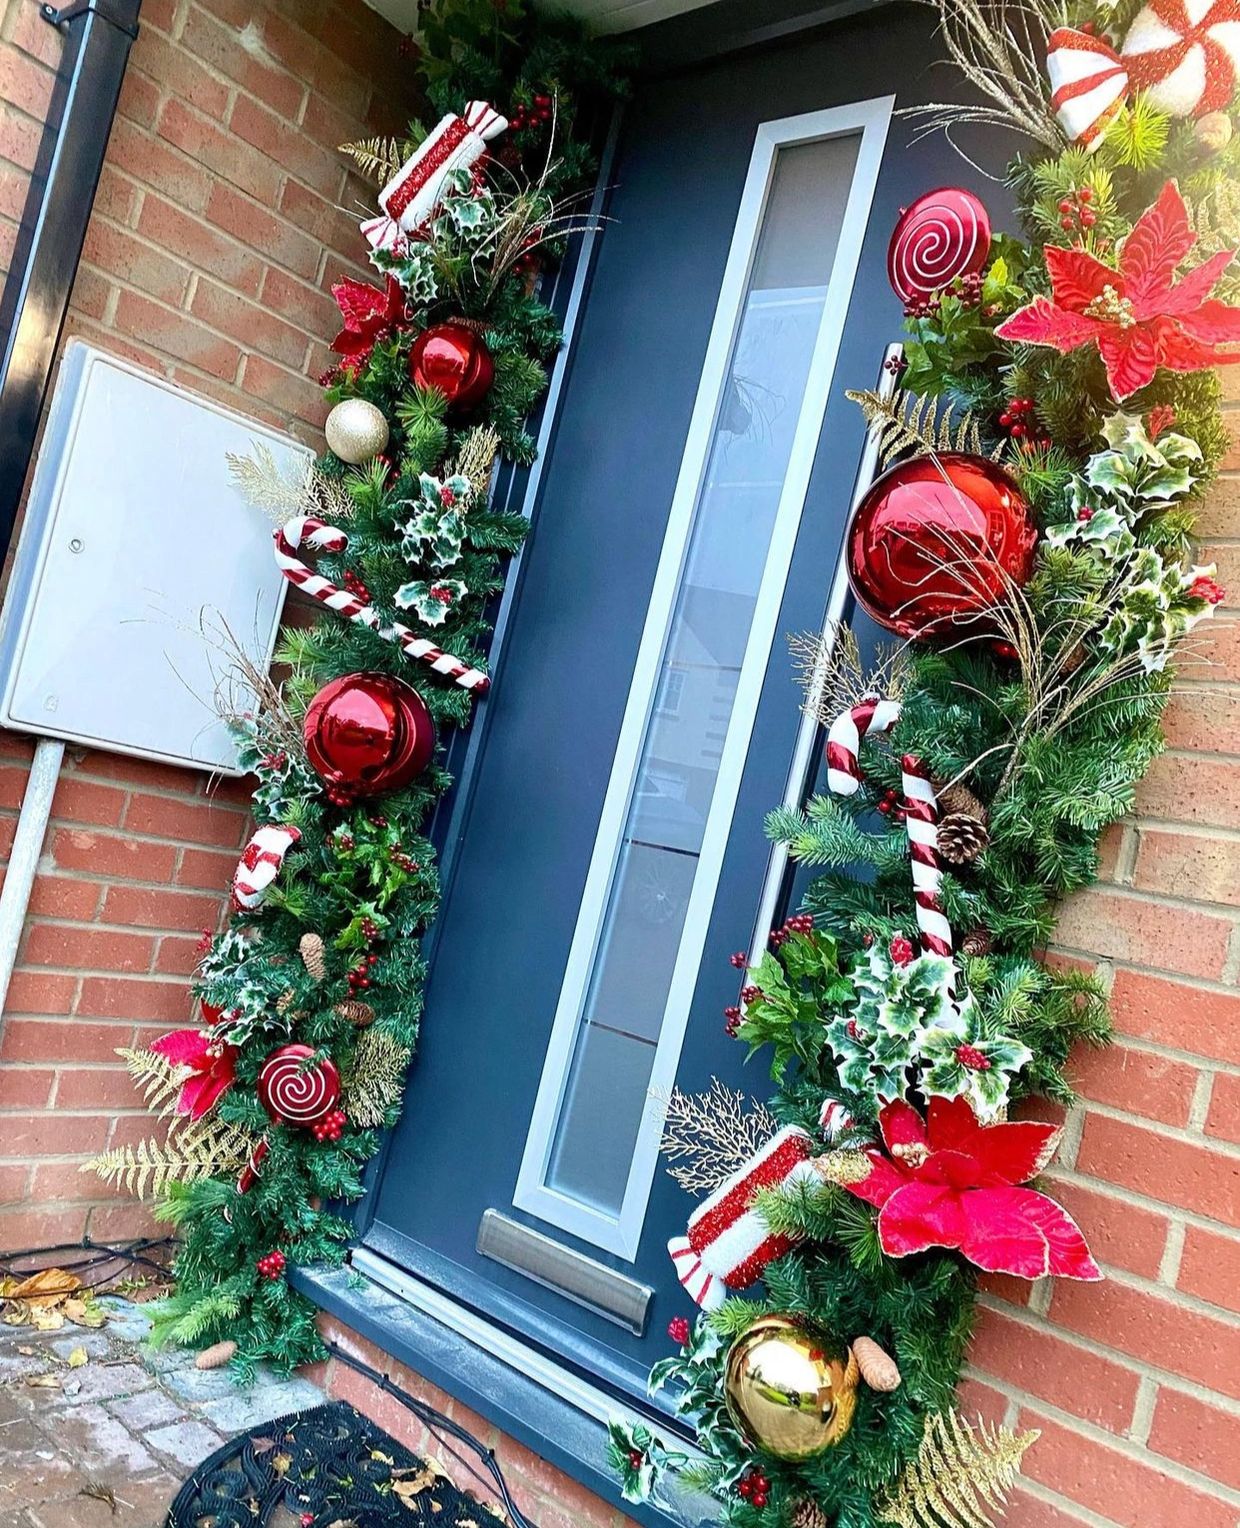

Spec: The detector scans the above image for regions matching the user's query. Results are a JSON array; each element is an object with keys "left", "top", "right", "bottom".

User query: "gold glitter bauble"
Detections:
[
  {"left": 325, "top": 398, "right": 389, "bottom": 464},
  {"left": 723, "top": 1314, "right": 859, "bottom": 1461},
  {"left": 1195, "top": 111, "right": 1233, "bottom": 153}
]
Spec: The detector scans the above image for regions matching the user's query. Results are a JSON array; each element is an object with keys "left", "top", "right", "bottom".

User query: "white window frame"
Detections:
[{"left": 514, "top": 96, "right": 893, "bottom": 1258}]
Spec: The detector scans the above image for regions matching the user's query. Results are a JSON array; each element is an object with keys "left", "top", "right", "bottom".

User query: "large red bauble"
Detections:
[
  {"left": 303, "top": 672, "right": 434, "bottom": 798},
  {"left": 846, "top": 453, "right": 1037, "bottom": 640},
  {"left": 408, "top": 321, "right": 494, "bottom": 412},
  {"left": 887, "top": 188, "right": 991, "bottom": 304},
  {"left": 257, "top": 1043, "right": 341, "bottom": 1126}
]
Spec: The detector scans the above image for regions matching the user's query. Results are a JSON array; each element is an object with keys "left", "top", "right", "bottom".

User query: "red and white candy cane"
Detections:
[
  {"left": 274, "top": 517, "right": 490, "bottom": 693},
  {"left": 825, "top": 694, "right": 903, "bottom": 795},
  {"left": 232, "top": 825, "right": 300, "bottom": 912},
  {"left": 901, "top": 753, "right": 952, "bottom": 956}
]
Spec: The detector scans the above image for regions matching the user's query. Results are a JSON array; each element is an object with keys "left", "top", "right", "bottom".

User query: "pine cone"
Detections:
[
  {"left": 938, "top": 812, "right": 990, "bottom": 865},
  {"left": 961, "top": 927, "right": 993, "bottom": 957},
  {"left": 852, "top": 1335, "right": 901, "bottom": 1392},
  {"left": 195, "top": 1340, "right": 237, "bottom": 1370},
  {"left": 334, "top": 1000, "right": 375, "bottom": 1028},
  {"left": 299, "top": 932, "right": 327, "bottom": 982},
  {"left": 789, "top": 1500, "right": 829, "bottom": 1528},
  {"left": 936, "top": 783, "right": 988, "bottom": 824}
]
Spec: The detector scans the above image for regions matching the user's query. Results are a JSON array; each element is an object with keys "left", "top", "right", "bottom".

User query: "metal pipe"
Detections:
[{"left": 0, "top": 736, "right": 64, "bottom": 1020}]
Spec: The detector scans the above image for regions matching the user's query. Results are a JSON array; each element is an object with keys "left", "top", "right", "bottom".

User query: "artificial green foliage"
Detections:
[{"left": 99, "top": 5, "right": 630, "bottom": 1375}]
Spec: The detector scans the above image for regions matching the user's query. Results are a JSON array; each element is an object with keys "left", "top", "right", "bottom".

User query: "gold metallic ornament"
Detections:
[
  {"left": 325, "top": 398, "right": 390, "bottom": 464},
  {"left": 723, "top": 1314, "right": 860, "bottom": 1460},
  {"left": 1195, "top": 110, "right": 1233, "bottom": 153}
]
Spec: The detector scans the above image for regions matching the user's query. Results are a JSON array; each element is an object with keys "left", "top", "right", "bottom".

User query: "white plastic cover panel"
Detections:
[{"left": 0, "top": 342, "right": 307, "bottom": 774}]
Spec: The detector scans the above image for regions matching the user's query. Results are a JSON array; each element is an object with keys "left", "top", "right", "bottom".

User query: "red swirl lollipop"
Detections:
[
  {"left": 888, "top": 188, "right": 991, "bottom": 305},
  {"left": 257, "top": 1043, "right": 341, "bottom": 1126}
]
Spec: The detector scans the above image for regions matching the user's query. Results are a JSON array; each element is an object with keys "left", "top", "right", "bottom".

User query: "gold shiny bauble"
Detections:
[
  {"left": 325, "top": 398, "right": 390, "bottom": 464},
  {"left": 723, "top": 1314, "right": 859, "bottom": 1461},
  {"left": 1195, "top": 111, "right": 1233, "bottom": 153}
]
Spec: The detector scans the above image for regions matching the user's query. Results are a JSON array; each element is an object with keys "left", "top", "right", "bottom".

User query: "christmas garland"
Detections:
[
  {"left": 88, "top": 0, "right": 632, "bottom": 1376},
  {"left": 610, "top": 2, "right": 1238, "bottom": 1526}
]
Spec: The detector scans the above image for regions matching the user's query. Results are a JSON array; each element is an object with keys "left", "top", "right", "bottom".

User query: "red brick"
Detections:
[
  {"left": 1178, "top": 1224, "right": 1240, "bottom": 1314},
  {"left": 70, "top": 750, "right": 198, "bottom": 794},
  {"left": 157, "top": 96, "right": 284, "bottom": 204},
  {"left": 1039, "top": 1174, "right": 1171, "bottom": 1280},
  {"left": 1193, "top": 473, "right": 1240, "bottom": 536},
  {"left": 970, "top": 1308, "right": 1140, "bottom": 1432},
  {"left": 122, "top": 790, "right": 247, "bottom": 847},
  {"left": 228, "top": 93, "right": 343, "bottom": 196},
  {"left": 81, "top": 219, "right": 192, "bottom": 307},
  {"left": 258, "top": 12, "right": 369, "bottom": 115},
  {"left": 241, "top": 352, "right": 329, "bottom": 428},
  {"left": 130, "top": 29, "right": 231, "bottom": 121},
  {"left": 50, "top": 1067, "right": 141, "bottom": 1111},
  {"left": 0, "top": 765, "right": 29, "bottom": 809},
  {"left": 0, "top": 1068, "right": 54, "bottom": 1109},
  {"left": 1133, "top": 827, "right": 1240, "bottom": 908},
  {"left": 1, "top": 1112, "right": 111, "bottom": 1156},
  {"left": 190, "top": 277, "right": 310, "bottom": 368},
  {"left": 279, "top": 178, "right": 360, "bottom": 259},
  {"left": 70, "top": 266, "right": 112, "bottom": 322},
  {"left": 87, "top": 1201, "right": 162, "bottom": 1243},
  {"left": 91, "top": 166, "right": 137, "bottom": 226},
  {"left": 101, "top": 884, "right": 223, "bottom": 931},
  {"left": 1110, "top": 969, "right": 1240, "bottom": 1065},
  {"left": 1077, "top": 1111, "right": 1240, "bottom": 1223},
  {"left": 1070, "top": 1043, "right": 1199, "bottom": 1127},
  {"left": 117, "top": 65, "right": 162, "bottom": 130},
  {"left": 74, "top": 976, "right": 188, "bottom": 1022},
  {"left": 23, "top": 924, "right": 154, "bottom": 974},
  {"left": 1053, "top": 886, "right": 1233, "bottom": 978},
  {"left": 1205, "top": 1070, "right": 1240, "bottom": 1145},
  {"left": 106, "top": 119, "right": 214, "bottom": 213},
  {"left": 0, "top": 43, "right": 55, "bottom": 120},
  {"left": 137, "top": 195, "right": 264, "bottom": 298},
  {"left": 1049, "top": 1274, "right": 1240, "bottom": 1400},
  {"left": 300, "top": 89, "right": 368, "bottom": 155},
  {"left": 28, "top": 1157, "right": 128, "bottom": 1201},
  {"left": 0, "top": 105, "right": 40, "bottom": 174},
  {"left": 1148, "top": 1387, "right": 1240, "bottom": 1491},
  {"left": 8, "top": 0, "right": 67, "bottom": 67},
  {"left": 51, "top": 828, "right": 178, "bottom": 882},
  {"left": 0, "top": 1207, "right": 91, "bottom": 1254},
  {"left": 175, "top": 846, "right": 237, "bottom": 890},
  {"left": 1019, "top": 1409, "right": 1236, "bottom": 1528},
  {"left": 180, "top": 6, "right": 306, "bottom": 119},
  {"left": 153, "top": 933, "right": 204, "bottom": 976},
  {"left": 1138, "top": 751, "right": 1240, "bottom": 829},
  {"left": 259, "top": 264, "right": 341, "bottom": 338},
  {"left": 49, "top": 775, "right": 128, "bottom": 828},
  {"left": 113, "top": 290, "right": 242, "bottom": 382},
  {"left": 4, "top": 970, "right": 78, "bottom": 1015},
  {"left": 205, "top": 181, "right": 320, "bottom": 280},
  {"left": 0, "top": 1162, "right": 28, "bottom": 1204},
  {"left": 27, "top": 875, "right": 103, "bottom": 922}
]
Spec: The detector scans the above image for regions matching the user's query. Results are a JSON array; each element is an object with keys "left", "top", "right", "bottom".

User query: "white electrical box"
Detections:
[{"left": 0, "top": 343, "right": 310, "bottom": 775}]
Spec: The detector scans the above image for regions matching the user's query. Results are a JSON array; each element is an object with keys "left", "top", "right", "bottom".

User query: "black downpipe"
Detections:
[{"left": 0, "top": 0, "right": 141, "bottom": 570}]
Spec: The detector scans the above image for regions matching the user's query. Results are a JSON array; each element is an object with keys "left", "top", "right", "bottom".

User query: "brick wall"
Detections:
[{"left": 0, "top": 2, "right": 1237, "bottom": 1524}]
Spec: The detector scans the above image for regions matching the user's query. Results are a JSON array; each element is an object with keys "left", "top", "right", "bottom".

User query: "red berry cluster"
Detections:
[
  {"left": 740, "top": 984, "right": 764, "bottom": 1006},
  {"left": 667, "top": 1315, "right": 691, "bottom": 1345},
  {"left": 439, "top": 485, "right": 456, "bottom": 507},
  {"left": 196, "top": 927, "right": 214, "bottom": 954},
  {"left": 369, "top": 814, "right": 389, "bottom": 829},
  {"left": 326, "top": 786, "right": 356, "bottom": 808},
  {"left": 884, "top": 354, "right": 908, "bottom": 377},
  {"left": 769, "top": 912, "right": 815, "bottom": 948},
  {"left": 723, "top": 1004, "right": 742, "bottom": 1038},
  {"left": 428, "top": 584, "right": 455, "bottom": 606},
  {"left": 1077, "top": 504, "right": 1095, "bottom": 523},
  {"left": 348, "top": 953, "right": 379, "bottom": 991},
  {"left": 736, "top": 1468, "right": 770, "bottom": 1509},
  {"left": 998, "top": 395, "right": 1052, "bottom": 452},
  {"left": 1189, "top": 574, "right": 1227, "bottom": 605},
  {"left": 627, "top": 1448, "right": 645, "bottom": 1472},
  {"left": 256, "top": 1249, "right": 286, "bottom": 1280},
  {"left": 390, "top": 847, "right": 420, "bottom": 873},
  {"left": 311, "top": 1108, "right": 348, "bottom": 1143},
  {"left": 510, "top": 93, "right": 554, "bottom": 133},
  {"left": 1147, "top": 403, "right": 1177, "bottom": 440},
  {"left": 955, "top": 1042, "right": 992, "bottom": 1071},
  {"left": 1058, "top": 184, "right": 1096, "bottom": 234},
  {"left": 876, "top": 786, "right": 906, "bottom": 821},
  {"left": 889, "top": 934, "right": 917, "bottom": 967},
  {"left": 729, "top": 951, "right": 748, "bottom": 969},
  {"left": 360, "top": 916, "right": 380, "bottom": 944},
  {"left": 343, "top": 569, "right": 371, "bottom": 605}
]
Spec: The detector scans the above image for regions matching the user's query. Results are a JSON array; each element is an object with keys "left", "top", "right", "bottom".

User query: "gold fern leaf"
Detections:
[
  {"left": 84, "top": 1119, "right": 252, "bottom": 1201},
  {"left": 339, "top": 135, "right": 414, "bottom": 185},
  {"left": 846, "top": 389, "right": 998, "bottom": 467},
  {"left": 116, "top": 1046, "right": 185, "bottom": 1121},
  {"left": 876, "top": 1410, "right": 1039, "bottom": 1528}
]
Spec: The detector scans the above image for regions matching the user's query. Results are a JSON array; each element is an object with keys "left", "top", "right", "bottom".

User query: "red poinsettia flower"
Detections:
[
  {"left": 846, "top": 1095, "right": 1102, "bottom": 1281},
  {"left": 149, "top": 1028, "right": 238, "bottom": 1121},
  {"left": 996, "top": 182, "right": 1240, "bottom": 401},
  {"left": 330, "top": 274, "right": 407, "bottom": 375}
]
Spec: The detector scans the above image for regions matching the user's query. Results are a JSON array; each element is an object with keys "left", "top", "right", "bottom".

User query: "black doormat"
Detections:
[{"left": 166, "top": 1399, "right": 497, "bottom": 1527}]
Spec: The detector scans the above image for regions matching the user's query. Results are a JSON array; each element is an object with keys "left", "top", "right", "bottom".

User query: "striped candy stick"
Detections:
[
  {"left": 900, "top": 753, "right": 953, "bottom": 956},
  {"left": 824, "top": 694, "right": 903, "bottom": 795},
  {"left": 273, "top": 516, "right": 490, "bottom": 693}
]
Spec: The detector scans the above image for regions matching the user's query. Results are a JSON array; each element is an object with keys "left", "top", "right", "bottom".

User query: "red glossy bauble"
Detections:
[
  {"left": 257, "top": 1043, "right": 341, "bottom": 1126},
  {"left": 408, "top": 321, "right": 494, "bottom": 412},
  {"left": 303, "top": 672, "right": 435, "bottom": 799},
  {"left": 846, "top": 453, "right": 1037, "bottom": 640},
  {"left": 888, "top": 188, "right": 991, "bottom": 304}
]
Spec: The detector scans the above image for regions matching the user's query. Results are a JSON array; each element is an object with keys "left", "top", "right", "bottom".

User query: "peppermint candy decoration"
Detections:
[
  {"left": 819, "top": 1099, "right": 856, "bottom": 1142},
  {"left": 257, "top": 1043, "right": 342, "bottom": 1127},
  {"left": 1047, "top": 27, "right": 1130, "bottom": 148},
  {"left": 887, "top": 188, "right": 992, "bottom": 305},
  {"left": 825, "top": 694, "right": 903, "bottom": 796},
  {"left": 668, "top": 1126, "right": 818, "bottom": 1310},
  {"left": 901, "top": 754, "right": 952, "bottom": 957},
  {"left": 232, "top": 825, "right": 301, "bottom": 912},
  {"left": 1122, "top": 0, "right": 1240, "bottom": 118},
  {"left": 237, "top": 1136, "right": 270, "bottom": 1194},
  {"left": 274, "top": 517, "right": 489, "bottom": 693}
]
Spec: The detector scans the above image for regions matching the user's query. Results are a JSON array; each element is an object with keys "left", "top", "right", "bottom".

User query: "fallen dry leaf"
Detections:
[
  {"left": 79, "top": 1480, "right": 118, "bottom": 1515},
  {"left": 66, "top": 1346, "right": 89, "bottom": 1369},
  {"left": 24, "top": 1373, "right": 61, "bottom": 1390},
  {"left": 271, "top": 1452, "right": 292, "bottom": 1477},
  {"left": 2, "top": 1300, "right": 30, "bottom": 1326},
  {"left": 63, "top": 1297, "right": 108, "bottom": 1329},
  {"left": 8, "top": 1268, "right": 82, "bottom": 1306},
  {"left": 29, "top": 1307, "right": 65, "bottom": 1332},
  {"left": 16, "top": 1345, "right": 35, "bottom": 1356}
]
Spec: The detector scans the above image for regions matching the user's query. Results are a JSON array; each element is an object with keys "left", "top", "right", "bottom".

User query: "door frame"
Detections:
[{"left": 512, "top": 94, "right": 892, "bottom": 1258}]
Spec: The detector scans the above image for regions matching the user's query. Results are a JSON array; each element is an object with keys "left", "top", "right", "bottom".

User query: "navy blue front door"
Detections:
[{"left": 362, "top": 4, "right": 963, "bottom": 1406}]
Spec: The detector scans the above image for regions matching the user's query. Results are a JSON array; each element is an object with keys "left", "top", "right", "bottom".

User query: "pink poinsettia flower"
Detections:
[
  {"left": 846, "top": 1095, "right": 1102, "bottom": 1281},
  {"left": 149, "top": 1028, "right": 238, "bottom": 1121},
  {"left": 329, "top": 274, "right": 407, "bottom": 375},
  {"left": 996, "top": 182, "right": 1240, "bottom": 401}
]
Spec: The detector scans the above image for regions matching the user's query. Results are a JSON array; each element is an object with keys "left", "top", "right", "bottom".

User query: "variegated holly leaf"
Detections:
[{"left": 393, "top": 578, "right": 467, "bottom": 626}]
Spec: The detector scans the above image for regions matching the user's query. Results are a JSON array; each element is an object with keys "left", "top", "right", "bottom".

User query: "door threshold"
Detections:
[{"left": 293, "top": 1254, "right": 712, "bottom": 1527}]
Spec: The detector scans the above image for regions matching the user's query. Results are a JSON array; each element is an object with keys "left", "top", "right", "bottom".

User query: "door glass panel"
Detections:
[{"left": 539, "top": 133, "right": 863, "bottom": 1223}]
